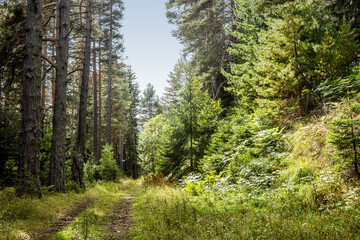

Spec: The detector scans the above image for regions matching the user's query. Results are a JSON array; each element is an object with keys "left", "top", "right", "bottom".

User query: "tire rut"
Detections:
[
  {"left": 31, "top": 196, "right": 98, "bottom": 239},
  {"left": 104, "top": 197, "right": 136, "bottom": 240}
]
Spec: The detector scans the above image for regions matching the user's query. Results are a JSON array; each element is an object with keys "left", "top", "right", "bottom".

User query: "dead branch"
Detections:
[
  {"left": 214, "top": 79, "right": 228, "bottom": 101},
  {"left": 43, "top": 2, "right": 56, "bottom": 9},
  {"left": 42, "top": 37, "right": 55, "bottom": 43},
  {"left": 41, "top": 54, "right": 56, "bottom": 68},
  {"left": 43, "top": 14, "right": 55, "bottom": 27},
  {"left": 68, "top": 68, "right": 82, "bottom": 75},
  {"left": 41, "top": 66, "right": 54, "bottom": 82}
]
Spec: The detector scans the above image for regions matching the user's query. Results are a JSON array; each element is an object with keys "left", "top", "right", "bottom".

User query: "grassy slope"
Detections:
[{"left": 131, "top": 106, "right": 360, "bottom": 239}]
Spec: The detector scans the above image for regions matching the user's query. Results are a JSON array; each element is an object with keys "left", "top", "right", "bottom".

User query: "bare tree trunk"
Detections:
[
  {"left": 41, "top": 43, "right": 46, "bottom": 116},
  {"left": 72, "top": 0, "right": 92, "bottom": 187},
  {"left": 106, "top": 0, "right": 113, "bottom": 145},
  {"left": 70, "top": 106, "right": 75, "bottom": 155},
  {"left": 51, "top": 19, "right": 56, "bottom": 112},
  {"left": 189, "top": 84, "right": 193, "bottom": 171},
  {"left": 18, "top": 0, "right": 43, "bottom": 198},
  {"left": 92, "top": 40, "right": 98, "bottom": 163},
  {"left": 97, "top": 1, "right": 103, "bottom": 158},
  {"left": 98, "top": 39, "right": 102, "bottom": 159},
  {"left": 119, "top": 131, "right": 124, "bottom": 172},
  {"left": 351, "top": 126, "right": 360, "bottom": 179},
  {"left": 131, "top": 110, "right": 137, "bottom": 178},
  {"left": 49, "top": 0, "right": 70, "bottom": 192}
]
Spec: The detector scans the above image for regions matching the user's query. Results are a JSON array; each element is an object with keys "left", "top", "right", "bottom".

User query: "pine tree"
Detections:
[
  {"left": 166, "top": 0, "right": 233, "bottom": 100},
  {"left": 72, "top": 0, "right": 93, "bottom": 187},
  {"left": 18, "top": 0, "right": 43, "bottom": 197},
  {"left": 49, "top": 0, "right": 71, "bottom": 192},
  {"left": 101, "top": 0, "right": 124, "bottom": 145}
]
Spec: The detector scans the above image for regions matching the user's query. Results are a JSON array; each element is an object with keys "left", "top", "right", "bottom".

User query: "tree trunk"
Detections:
[
  {"left": 18, "top": 0, "right": 43, "bottom": 198},
  {"left": 189, "top": 84, "right": 193, "bottom": 171},
  {"left": 49, "top": 0, "right": 70, "bottom": 192},
  {"left": 92, "top": 40, "right": 98, "bottom": 163},
  {"left": 97, "top": 2, "right": 103, "bottom": 158},
  {"left": 98, "top": 39, "right": 102, "bottom": 159},
  {"left": 72, "top": 0, "right": 92, "bottom": 187},
  {"left": 41, "top": 42, "right": 46, "bottom": 116},
  {"left": 351, "top": 126, "right": 360, "bottom": 179},
  {"left": 51, "top": 19, "right": 56, "bottom": 112},
  {"left": 131, "top": 110, "right": 137, "bottom": 178},
  {"left": 106, "top": 0, "right": 113, "bottom": 144},
  {"left": 119, "top": 131, "right": 124, "bottom": 172}
]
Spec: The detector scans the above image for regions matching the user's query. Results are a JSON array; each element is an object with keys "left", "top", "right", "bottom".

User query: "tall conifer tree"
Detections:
[
  {"left": 49, "top": 0, "right": 71, "bottom": 192},
  {"left": 18, "top": 0, "right": 43, "bottom": 197},
  {"left": 72, "top": 0, "right": 92, "bottom": 186}
]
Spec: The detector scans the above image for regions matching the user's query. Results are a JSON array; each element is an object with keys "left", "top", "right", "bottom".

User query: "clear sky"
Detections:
[{"left": 122, "top": 0, "right": 182, "bottom": 97}]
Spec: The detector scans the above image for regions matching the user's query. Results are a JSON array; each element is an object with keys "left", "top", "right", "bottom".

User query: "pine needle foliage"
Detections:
[{"left": 329, "top": 102, "right": 360, "bottom": 178}]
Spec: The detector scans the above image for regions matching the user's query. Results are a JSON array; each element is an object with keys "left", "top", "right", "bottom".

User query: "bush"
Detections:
[
  {"left": 84, "top": 145, "right": 121, "bottom": 183},
  {"left": 99, "top": 145, "right": 121, "bottom": 181}
]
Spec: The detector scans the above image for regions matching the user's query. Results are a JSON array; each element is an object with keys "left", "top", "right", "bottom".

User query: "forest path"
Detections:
[
  {"left": 31, "top": 196, "right": 98, "bottom": 239},
  {"left": 104, "top": 196, "right": 136, "bottom": 239},
  {"left": 32, "top": 180, "right": 141, "bottom": 239}
]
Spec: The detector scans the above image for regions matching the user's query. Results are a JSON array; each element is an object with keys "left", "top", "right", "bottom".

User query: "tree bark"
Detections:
[
  {"left": 119, "top": 132, "right": 124, "bottom": 172},
  {"left": 18, "top": 0, "right": 43, "bottom": 198},
  {"left": 72, "top": 0, "right": 92, "bottom": 186},
  {"left": 97, "top": 2, "right": 103, "bottom": 158},
  {"left": 106, "top": 0, "right": 113, "bottom": 145},
  {"left": 51, "top": 16, "right": 56, "bottom": 112},
  {"left": 189, "top": 83, "right": 193, "bottom": 171},
  {"left": 98, "top": 39, "right": 102, "bottom": 159},
  {"left": 92, "top": 40, "right": 98, "bottom": 163},
  {"left": 41, "top": 42, "right": 46, "bottom": 116},
  {"left": 351, "top": 126, "right": 360, "bottom": 179},
  {"left": 49, "top": 0, "right": 70, "bottom": 192}
]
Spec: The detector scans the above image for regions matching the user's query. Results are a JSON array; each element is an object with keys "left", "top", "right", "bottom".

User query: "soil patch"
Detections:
[
  {"left": 105, "top": 197, "right": 135, "bottom": 240},
  {"left": 31, "top": 197, "right": 98, "bottom": 239}
]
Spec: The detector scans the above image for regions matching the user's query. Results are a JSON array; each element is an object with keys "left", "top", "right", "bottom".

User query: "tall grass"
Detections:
[
  {"left": 0, "top": 179, "right": 141, "bottom": 240},
  {"left": 0, "top": 187, "right": 79, "bottom": 240},
  {"left": 131, "top": 185, "right": 360, "bottom": 240}
]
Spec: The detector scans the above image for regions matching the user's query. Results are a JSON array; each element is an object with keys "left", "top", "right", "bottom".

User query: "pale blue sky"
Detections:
[{"left": 122, "top": 0, "right": 182, "bottom": 97}]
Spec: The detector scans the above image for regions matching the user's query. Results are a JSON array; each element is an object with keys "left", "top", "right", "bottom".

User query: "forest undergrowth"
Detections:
[{"left": 131, "top": 101, "right": 360, "bottom": 240}]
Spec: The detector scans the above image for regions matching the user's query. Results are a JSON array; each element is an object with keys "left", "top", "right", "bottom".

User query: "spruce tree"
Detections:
[
  {"left": 139, "top": 83, "right": 162, "bottom": 126},
  {"left": 329, "top": 103, "right": 360, "bottom": 179}
]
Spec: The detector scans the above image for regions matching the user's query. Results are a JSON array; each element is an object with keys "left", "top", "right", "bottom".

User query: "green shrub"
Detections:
[
  {"left": 99, "top": 145, "right": 121, "bottom": 181},
  {"left": 84, "top": 162, "right": 101, "bottom": 184},
  {"left": 83, "top": 145, "right": 121, "bottom": 183}
]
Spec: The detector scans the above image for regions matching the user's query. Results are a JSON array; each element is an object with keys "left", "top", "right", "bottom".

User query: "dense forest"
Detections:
[{"left": 1, "top": 0, "right": 360, "bottom": 239}]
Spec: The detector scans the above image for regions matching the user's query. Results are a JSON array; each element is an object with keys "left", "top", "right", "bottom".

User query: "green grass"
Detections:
[
  {"left": 131, "top": 185, "right": 360, "bottom": 240},
  {"left": 0, "top": 187, "right": 80, "bottom": 240},
  {"left": 54, "top": 179, "right": 142, "bottom": 240},
  {"left": 0, "top": 179, "right": 142, "bottom": 240}
]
